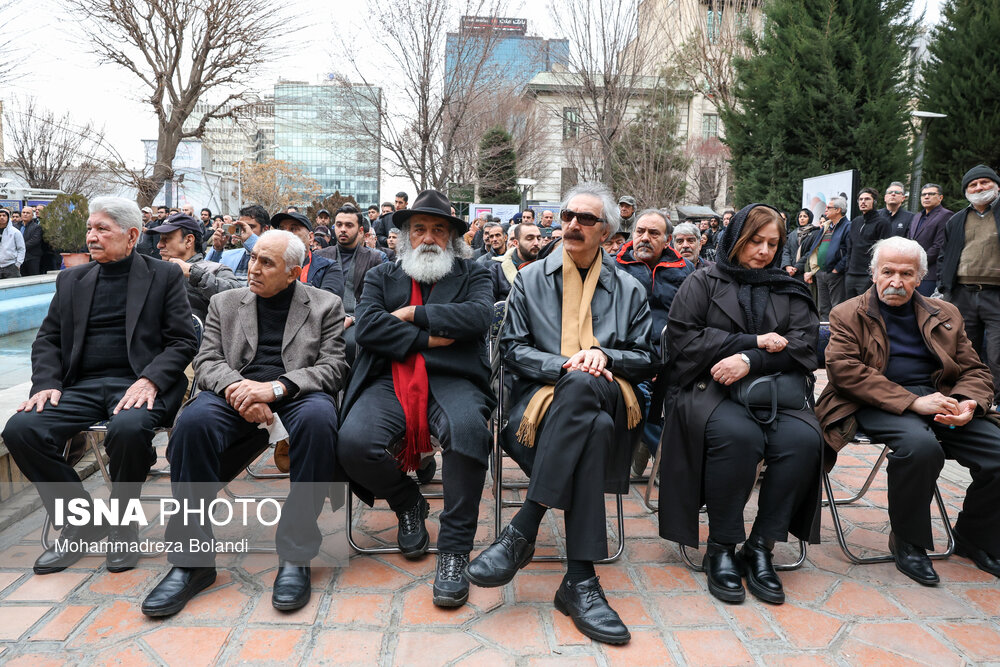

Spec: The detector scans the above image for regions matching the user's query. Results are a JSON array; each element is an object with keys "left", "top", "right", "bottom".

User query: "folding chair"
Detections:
[
  {"left": 489, "top": 300, "right": 625, "bottom": 564},
  {"left": 637, "top": 325, "right": 670, "bottom": 511},
  {"left": 816, "top": 321, "right": 954, "bottom": 564}
]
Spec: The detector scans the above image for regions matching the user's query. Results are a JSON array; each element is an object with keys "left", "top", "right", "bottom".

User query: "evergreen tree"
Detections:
[
  {"left": 477, "top": 127, "right": 520, "bottom": 205},
  {"left": 721, "top": 0, "right": 918, "bottom": 213},
  {"left": 918, "top": 0, "right": 1000, "bottom": 211}
]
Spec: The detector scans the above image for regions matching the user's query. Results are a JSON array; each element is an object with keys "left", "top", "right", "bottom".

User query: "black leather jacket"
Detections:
[{"left": 501, "top": 249, "right": 656, "bottom": 386}]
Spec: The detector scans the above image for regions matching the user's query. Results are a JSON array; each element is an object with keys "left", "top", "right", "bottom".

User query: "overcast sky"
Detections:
[{"left": 5, "top": 0, "right": 942, "bottom": 203}]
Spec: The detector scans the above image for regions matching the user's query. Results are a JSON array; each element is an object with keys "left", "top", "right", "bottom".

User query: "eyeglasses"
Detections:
[
  {"left": 886, "top": 191, "right": 904, "bottom": 196},
  {"left": 560, "top": 209, "right": 605, "bottom": 226}
]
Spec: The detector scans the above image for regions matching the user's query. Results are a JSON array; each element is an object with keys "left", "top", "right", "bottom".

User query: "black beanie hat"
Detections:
[{"left": 961, "top": 164, "right": 1000, "bottom": 192}]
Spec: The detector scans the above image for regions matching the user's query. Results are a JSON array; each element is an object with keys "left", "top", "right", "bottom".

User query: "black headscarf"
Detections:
[{"left": 714, "top": 203, "right": 816, "bottom": 333}]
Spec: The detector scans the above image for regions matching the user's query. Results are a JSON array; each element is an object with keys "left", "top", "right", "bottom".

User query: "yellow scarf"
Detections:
[{"left": 515, "top": 247, "right": 643, "bottom": 446}]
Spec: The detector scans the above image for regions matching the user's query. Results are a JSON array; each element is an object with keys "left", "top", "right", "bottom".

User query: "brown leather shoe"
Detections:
[{"left": 274, "top": 439, "right": 290, "bottom": 473}]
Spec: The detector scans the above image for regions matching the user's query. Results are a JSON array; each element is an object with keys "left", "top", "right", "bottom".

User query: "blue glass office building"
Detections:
[
  {"left": 273, "top": 80, "right": 381, "bottom": 205},
  {"left": 445, "top": 16, "right": 569, "bottom": 90}
]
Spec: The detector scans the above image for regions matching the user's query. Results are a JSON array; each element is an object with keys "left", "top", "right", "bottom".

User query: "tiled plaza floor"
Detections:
[{"left": 0, "top": 373, "right": 998, "bottom": 665}]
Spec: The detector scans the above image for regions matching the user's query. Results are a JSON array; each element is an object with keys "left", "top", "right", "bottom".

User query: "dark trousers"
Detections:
[
  {"left": 164, "top": 390, "right": 339, "bottom": 565},
  {"left": 948, "top": 285, "right": 1000, "bottom": 403},
  {"left": 20, "top": 256, "right": 41, "bottom": 276},
  {"left": 816, "top": 271, "right": 845, "bottom": 320},
  {"left": 855, "top": 397, "right": 1000, "bottom": 555},
  {"left": 703, "top": 399, "right": 821, "bottom": 544},
  {"left": 2, "top": 376, "right": 166, "bottom": 521},
  {"left": 523, "top": 371, "right": 622, "bottom": 561},
  {"left": 0, "top": 264, "right": 20, "bottom": 279},
  {"left": 338, "top": 376, "right": 486, "bottom": 554},
  {"left": 845, "top": 274, "right": 873, "bottom": 299}
]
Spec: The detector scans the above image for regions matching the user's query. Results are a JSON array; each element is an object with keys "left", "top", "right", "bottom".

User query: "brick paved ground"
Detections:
[{"left": 0, "top": 371, "right": 998, "bottom": 665}]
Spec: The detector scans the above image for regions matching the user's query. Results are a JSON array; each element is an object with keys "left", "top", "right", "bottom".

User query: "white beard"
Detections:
[{"left": 398, "top": 238, "right": 455, "bottom": 283}]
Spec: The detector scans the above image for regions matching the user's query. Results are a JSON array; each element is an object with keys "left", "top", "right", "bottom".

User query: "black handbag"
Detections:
[{"left": 729, "top": 372, "right": 814, "bottom": 425}]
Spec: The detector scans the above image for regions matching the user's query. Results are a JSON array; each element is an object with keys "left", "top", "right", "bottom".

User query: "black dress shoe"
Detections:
[
  {"left": 464, "top": 524, "right": 535, "bottom": 587},
  {"left": 106, "top": 525, "right": 140, "bottom": 573},
  {"left": 34, "top": 523, "right": 110, "bottom": 575},
  {"left": 889, "top": 532, "right": 939, "bottom": 585},
  {"left": 953, "top": 528, "right": 1000, "bottom": 578},
  {"left": 433, "top": 552, "right": 470, "bottom": 607},
  {"left": 141, "top": 567, "right": 217, "bottom": 617},
  {"left": 554, "top": 576, "right": 630, "bottom": 645},
  {"left": 738, "top": 535, "right": 784, "bottom": 604},
  {"left": 703, "top": 540, "right": 745, "bottom": 603},
  {"left": 395, "top": 496, "right": 430, "bottom": 559},
  {"left": 272, "top": 563, "right": 311, "bottom": 611},
  {"left": 416, "top": 456, "right": 437, "bottom": 485}
]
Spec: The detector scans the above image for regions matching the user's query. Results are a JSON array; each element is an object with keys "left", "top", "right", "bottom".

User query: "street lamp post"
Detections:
[
  {"left": 910, "top": 111, "right": 947, "bottom": 211},
  {"left": 516, "top": 178, "right": 537, "bottom": 212}
]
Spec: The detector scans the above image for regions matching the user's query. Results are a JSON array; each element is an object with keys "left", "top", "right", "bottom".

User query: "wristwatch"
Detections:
[
  {"left": 739, "top": 353, "right": 751, "bottom": 368},
  {"left": 271, "top": 381, "right": 285, "bottom": 400}
]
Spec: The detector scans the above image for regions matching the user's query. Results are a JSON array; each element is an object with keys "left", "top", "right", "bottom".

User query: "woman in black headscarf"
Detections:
[{"left": 657, "top": 204, "right": 822, "bottom": 606}]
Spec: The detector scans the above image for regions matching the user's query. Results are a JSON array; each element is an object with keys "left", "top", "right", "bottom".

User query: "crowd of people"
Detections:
[{"left": 2, "top": 163, "right": 1000, "bottom": 646}]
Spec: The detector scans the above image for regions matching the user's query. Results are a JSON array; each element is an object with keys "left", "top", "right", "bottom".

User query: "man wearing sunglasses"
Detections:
[
  {"left": 879, "top": 181, "right": 915, "bottom": 237},
  {"left": 466, "top": 182, "right": 655, "bottom": 645}
]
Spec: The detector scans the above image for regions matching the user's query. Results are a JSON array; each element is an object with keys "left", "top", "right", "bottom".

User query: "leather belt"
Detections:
[{"left": 958, "top": 283, "right": 1000, "bottom": 291}]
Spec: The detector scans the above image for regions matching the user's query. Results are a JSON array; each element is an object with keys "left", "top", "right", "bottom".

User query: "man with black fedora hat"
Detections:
[
  {"left": 156, "top": 213, "right": 243, "bottom": 322},
  {"left": 939, "top": 164, "right": 1000, "bottom": 400},
  {"left": 272, "top": 211, "right": 345, "bottom": 297},
  {"left": 338, "top": 189, "right": 495, "bottom": 609}
]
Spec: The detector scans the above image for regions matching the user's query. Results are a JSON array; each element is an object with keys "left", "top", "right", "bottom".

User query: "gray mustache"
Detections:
[{"left": 882, "top": 286, "right": 908, "bottom": 296}]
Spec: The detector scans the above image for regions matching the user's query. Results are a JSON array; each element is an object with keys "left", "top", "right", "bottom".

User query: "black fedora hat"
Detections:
[{"left": 391, "top": 189, "right": 467, "bottom": 235}]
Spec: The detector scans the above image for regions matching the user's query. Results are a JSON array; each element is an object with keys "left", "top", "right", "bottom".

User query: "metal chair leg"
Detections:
[
  {"left": 821, "top": 446, "right": 890, "bottom": 506},
  {"left": 346, "top": 491, "right": 439, "bottom": 556},
  {"left": 822, "top": 470, "right": 954, "bottom": 564},
  {"left": 641, "top": 439, "right": 664, "bottom": 512},
  {"left": 680, "top": 539, "right": 807, "bottom": 572}
]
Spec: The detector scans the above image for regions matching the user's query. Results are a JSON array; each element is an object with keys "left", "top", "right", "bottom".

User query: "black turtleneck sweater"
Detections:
[
  {"left": 879, "top": 299, "right": 939, "bottom": 386},
  {"left": 243, "top": 281, "right": 296, "bottom": 384},
  {"left": 79, "top": 253, "right": 136, "bottom": 381},
  {"left": 847, "top": 210, "right": 891, "bottom": 276}
]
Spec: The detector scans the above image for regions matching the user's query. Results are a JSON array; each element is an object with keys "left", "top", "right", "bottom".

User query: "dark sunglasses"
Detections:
[{"left": 560, "top": 209, "right": 605, "bottom": 226}]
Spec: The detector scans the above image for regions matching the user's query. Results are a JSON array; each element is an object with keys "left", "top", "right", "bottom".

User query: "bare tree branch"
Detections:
[{"left": 64, "top": 0, "right": 294, "bottom": 207}]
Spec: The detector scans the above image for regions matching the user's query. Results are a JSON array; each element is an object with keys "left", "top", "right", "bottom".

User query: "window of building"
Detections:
[
  {"left": 702, "top": 113, "right": 719, "bottom": 139},
  {"left": 562, "top": 107, "right": 580, "bottom": 141},
  {"left": 707, "top": 9, "right": 721, "bottom": 44}
]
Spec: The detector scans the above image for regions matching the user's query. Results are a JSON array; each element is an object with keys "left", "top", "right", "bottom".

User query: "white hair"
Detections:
[
  {"left": 259, "top": 229, "right": 306, "bottom": 271},
  {"left": 870, "top": 237, "right": 927, "bottom": 279},
  {"left": 562, "top": 182, "right": 621, "bottom": 236},
  {"left": 89, "top": 197, "right": 142, "bottom": 233},
  {"left": 828, "top": 196, "right": 848, "bottom": 215},
  {"left": 672, "top": 222, "right": 701, "bottom": 239}
]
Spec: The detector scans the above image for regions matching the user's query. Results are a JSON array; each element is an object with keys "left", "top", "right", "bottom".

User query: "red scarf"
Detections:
[{"left": 391, "top": 279, "right": 432, "bottom": 471}]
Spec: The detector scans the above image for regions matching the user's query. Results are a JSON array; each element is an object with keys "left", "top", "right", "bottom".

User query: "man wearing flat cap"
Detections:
[
  {"left": 338, "top": 189, "right": 494, "bottom": 609},
  {"left": 272, "top": 211, "right": 345, "bottom": 297},
  {"left": 939, "top": 164, "right": 1000, "bottom": 401},
  {"left": 155, "top": 213, "right": 243, "bottom": 322},
  {"left": 618, "top": 195, "right": 637, "bottom": 236}
]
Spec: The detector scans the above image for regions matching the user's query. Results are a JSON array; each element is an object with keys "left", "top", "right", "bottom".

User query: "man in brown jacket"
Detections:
[{"left": 817, "top": 237, "right": 1000, "bottom": 585}]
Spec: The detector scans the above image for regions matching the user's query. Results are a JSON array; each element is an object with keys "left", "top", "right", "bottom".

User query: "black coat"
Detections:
[
  {"left": 22, "top": 220, "right": 43, "bottom": 260},
  {"left": 316, "top": 244, "right": 386, "bottom": 312},
  {"left": 843, "top": 211, "right": 891, "bottom": 276},
  {"left": 879, "top": 207, "right": 915, "bottom": 238},
  {"left": 30, "top": 252, "right": 198, "bottom": 413},
  {"left": 907, "top": 204, "right": 952, "bottom": 282},
  {"left": 657, "top": 265, "right": 822, "bottom": 547},
  {"left": 341, "top": 258, "right": 496, "bottom": 466}
]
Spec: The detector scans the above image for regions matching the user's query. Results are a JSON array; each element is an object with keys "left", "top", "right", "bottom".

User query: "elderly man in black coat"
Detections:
[
  {"left": 2, "top": 196, "right": 198, "bottom": 575},
  {"left": 466, "top": 182, "right": 655, "bottom": 645},
  {"left": 338, "top": 190, "right": 494, "bottom": 609}
]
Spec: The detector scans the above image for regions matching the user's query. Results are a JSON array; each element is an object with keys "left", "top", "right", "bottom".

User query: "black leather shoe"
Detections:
[
  {"left": 106, "top": 525, "right": 140, "bottom": 573},
  {"left": 738, "top": 535, "right": 784, "bottom": 604},
  {"left": 889, "top": 532, "right": 939, "bottom": 585},
  {"left": 953, "top": 528, "right": 1000, "bottom": 578},
  {"left": 703, "top": 540, "right": 745, "bottom": 603},
  {"left": 554, "top": 576, "right": 630, "bottom": 645},
  {"left": 416, "top": 456, "right": 437, "bottom": 485},
  {"left": 141, "top": 567, "right": 217, "bottom": 617},
  {"left": 464, "top": 524, "right": 535, "bottom": 587},
  {"left": 34, "top": 523, "right": 109, "bottom": 575},
  {"left": 395, "top": 496, "right": 430, "bottom": 559},
  {"left": 272, "top": 563, "right": 311, "bottom": 611},
  {"left": 433, "top": 552, "right": 470, "bottom": 607}
]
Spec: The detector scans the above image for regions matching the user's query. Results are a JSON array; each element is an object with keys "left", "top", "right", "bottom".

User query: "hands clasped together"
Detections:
[{"left": 710, "top": 333, "right": 788, "bottom": 386}]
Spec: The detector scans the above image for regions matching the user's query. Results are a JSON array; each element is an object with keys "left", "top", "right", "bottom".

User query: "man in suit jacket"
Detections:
[
  {"left": 141, "top": 230, "right": 348, "bottom": 618},
  {"left": 2, "top": 197, "right": 198, "bottom": 575},
  {"left": 338, "top": 189, "right": 494, "bottom": 609},
  {"left": 907, "top": 182, "right": 952, "bottom": 296}
]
